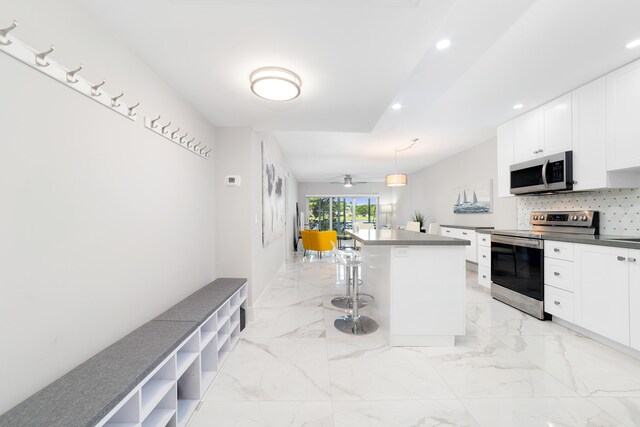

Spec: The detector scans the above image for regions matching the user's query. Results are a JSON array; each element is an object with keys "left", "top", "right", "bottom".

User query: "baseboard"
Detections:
[
  {"left": 246, "top": 260, "right": 287, "bottom": 322},
  {"left": 466, "top": 261, "right": 478, "bottom": 272}
]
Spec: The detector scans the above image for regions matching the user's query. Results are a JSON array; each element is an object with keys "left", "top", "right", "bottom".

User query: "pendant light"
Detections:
[{"left": 386, "top": 139, "right": 418, "bottom": 187}]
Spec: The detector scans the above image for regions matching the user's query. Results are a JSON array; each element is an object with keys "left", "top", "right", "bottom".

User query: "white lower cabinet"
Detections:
[
  {"left": 440, "top": 227, "right": 477, "bottom": 263},
  {"left": 574, "top": 244, "right": 630, "bottom": 345},
  {"left": 544, "top": 285, "right": 574, "bottom": 322},
  {"left": 630, "top": 249, "right": 640, "bottom": 351}
]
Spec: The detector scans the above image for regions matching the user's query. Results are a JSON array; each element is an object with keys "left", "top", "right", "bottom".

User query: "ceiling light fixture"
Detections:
[
  {"left": 626, "top": 38, "right": 640, "bottom": 49},
  {"left": 391, "top": 103, "right": 402, "bottom": 110},
  {"left": 250, "top": 67, "right": 301, "bottom": 101},
  {"left": 513, "top": 103, "right": 524, "bottom": 110},
  {"left": 343, "top": 175, "right": 353, "bottom": 188},
  {"left": 436, "top": 39, "right": 451, "bottom": 50},
  {"left": 386, "top": 138, "right": 419, "bottom": 187}
]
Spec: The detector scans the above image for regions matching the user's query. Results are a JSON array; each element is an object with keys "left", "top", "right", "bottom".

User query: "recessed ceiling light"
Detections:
[
  {"left": 513, "top": 103, "right": 524, "bottom": 110},
  {"left": 250, "top": 67, "right": 301, "bottom": 101},
  {"left": 626, "top": 38, "right": 640, "bottom": 49},
  {"left": 436, "top": 39, "right": 451, "bottom": 50},
  {"left": 391, "top": 103, "right": 402, "bottom": 110}
]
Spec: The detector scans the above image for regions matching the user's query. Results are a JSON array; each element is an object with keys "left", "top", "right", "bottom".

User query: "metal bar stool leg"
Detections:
[
  {"left": 331, "top": 262, "right": 365, "bottom": 309},
  {"left": 334, "top": 264, "right": 378, "bottom": 335}
]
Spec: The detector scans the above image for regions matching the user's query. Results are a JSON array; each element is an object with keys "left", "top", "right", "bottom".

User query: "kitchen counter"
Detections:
[
  {"left": 348, "top": 229, "right": 470, "bottom": 246},
  {"left": 440, "top": 225, "right": 495, "bottom": 231},
  {"left": 475, "top": 229, "right": 493, "bottom": 234},
  {"left": 349, "top": 230, "right": 467, "bottom": 346},
  {"left": 490, "top": 230, "right": 640, "bottom": 249}
]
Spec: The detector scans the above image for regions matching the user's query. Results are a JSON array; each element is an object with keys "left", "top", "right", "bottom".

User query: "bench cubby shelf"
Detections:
[{"left": 98, "top": 283, "right": 248, "bottom": 427}]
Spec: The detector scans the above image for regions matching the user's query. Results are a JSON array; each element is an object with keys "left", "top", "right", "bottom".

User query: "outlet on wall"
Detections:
[{"left": 394, "top": 246, "right": 409, "bottom": 257}]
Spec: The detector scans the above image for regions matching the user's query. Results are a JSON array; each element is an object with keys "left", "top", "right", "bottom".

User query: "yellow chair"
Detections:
[{"left": 302, "top": 230, "right": 337, "bottom": 258}]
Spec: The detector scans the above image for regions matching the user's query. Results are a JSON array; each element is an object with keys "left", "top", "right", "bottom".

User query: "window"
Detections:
[{"left": 306, "top": 195, "right": 378, "bottom": 232}]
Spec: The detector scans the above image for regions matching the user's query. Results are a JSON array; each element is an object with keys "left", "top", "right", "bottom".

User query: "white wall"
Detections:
[
  {"left": 395, "top": 138, "right": 518, "bottom": 229},
  {"left": 0, "top": 0, "right": 217, "bottom": 414},
  {"left": 214, "top": 129, "right": 297, "bottom": 308}
]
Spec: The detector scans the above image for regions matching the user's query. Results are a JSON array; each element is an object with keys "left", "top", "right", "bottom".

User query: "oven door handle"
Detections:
[
  {"left": 542, "top": 158, "right": 550, "bottom": 188},
  {"left": 491, "top": 234, "right": 544, "bottom": 249}
]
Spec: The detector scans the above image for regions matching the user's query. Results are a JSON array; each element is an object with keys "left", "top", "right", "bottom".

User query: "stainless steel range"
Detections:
[{"left": 490, "top": 210, "right": 599, "bottom": 320}]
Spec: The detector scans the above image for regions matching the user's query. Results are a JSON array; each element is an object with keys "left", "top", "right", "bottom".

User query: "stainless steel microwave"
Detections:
[{"left": 510, "top": 151, "right": 573, "bottom": 195}]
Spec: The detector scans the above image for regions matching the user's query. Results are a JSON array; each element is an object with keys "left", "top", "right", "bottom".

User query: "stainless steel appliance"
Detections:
[
  {"left": 490, "top": 210, "right": 598, "bottom": 319},
  {"left": 510, "top": 151, "right": 573, "bottom": 195}
]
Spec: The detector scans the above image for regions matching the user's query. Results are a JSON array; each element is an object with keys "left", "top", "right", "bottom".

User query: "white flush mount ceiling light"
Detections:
[
  {"left": 250, "top": 67, "right": 301, "bottom": 101},
  {"left": 391, "top": 103, "right": 402, "bottom": 110},
  {"left": 626, "top": 39, "right": 640, "bottom": 49},
  {"left": 513, "top": 103, "right": 524, "bottom": 110},
  {"left": 386, "top": 138, "right": 419, "bottom": 187},
  {"left": 436, "top": 39, "right": 451, "bottom": 50}
]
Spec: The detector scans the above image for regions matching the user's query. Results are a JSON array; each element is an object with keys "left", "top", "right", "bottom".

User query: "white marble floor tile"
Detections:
[
  {"left": 466, "top": 302, "right": 576, "bottom": 336},
  {"left": 333, "top": 400, "right": 479, "bottom": 427},
  {"left": 189, "top": 401, "right": 334, "bottom": 427},
  {"left": 589, "top": 397, "right": 640, "bottom": 426},
  {"left": 462, "top": 398, "right": 623, "bottom": 427},
  {"left": 242, "top": 307, "right": 326, "bottom": 339},
  {"left": 327, "top": 338, "right": 455, "bottom": 400},
  {"left": 259, "top": 286, "right": 327, "bottom": 308},
  {"left": 498, "top": 335, "right": 640, "bottom": 397},
  {"left": 204, "top": 338, "right": 331, "bottom": 401},
  {"left": 426, "top": 336, "right": 579, "bottom": 398}
]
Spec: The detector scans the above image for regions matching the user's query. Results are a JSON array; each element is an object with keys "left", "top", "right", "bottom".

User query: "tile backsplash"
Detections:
[{"left": 517, "top": 188, "right": 640, "bottom": 235}]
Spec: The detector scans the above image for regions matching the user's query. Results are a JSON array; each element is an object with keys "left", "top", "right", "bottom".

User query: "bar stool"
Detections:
[
  {"left": 334, "top": 257, "right": 379, "bottom": 335},
  {"left": 331, "top": 242, "right": 366, "bottom": 310}
]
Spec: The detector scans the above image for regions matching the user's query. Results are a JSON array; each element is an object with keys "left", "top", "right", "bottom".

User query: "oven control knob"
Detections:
[
  {"left": 533, "top": 215, "right": 538, "bottom": 220},
  {"left": 581, "top": 215, "right": 588, "bottom": 221},
  {"left": 572, "top": 215, "right": 578, "bottom": 221},
  {"left": 539, "top": 215, "right": 545, "bottom": 220}
]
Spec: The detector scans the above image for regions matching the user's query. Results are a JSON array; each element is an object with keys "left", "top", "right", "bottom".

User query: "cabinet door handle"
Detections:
[
  {"left": 554, "top": 272, "right": 560, "bottom": 276},
  {"left": 539, "top": 149, "right": 544, "bottom": 153},
  {"left": 618, "top": 256, "right": 626, "bottom": 261},
  {"left": 554, "top": 301, "right": 560, "bottom": 305},
  {"left": 482, "top": 275, "right": 487, "bottom": 279},
  {"left": 462, "top": 232, "right": 468, "bottom": 235},
  {"left": 446, "top": 230, "right": 450, "bottom": 233},
  {"left": 554, "top": 248, "right": 560, "bottom": 253},
  {"left": 482, "top": 255, "right": 487, "bottom": 258},
  {"left": 629, "top": 257, "right": 637, "bottom": 263}
]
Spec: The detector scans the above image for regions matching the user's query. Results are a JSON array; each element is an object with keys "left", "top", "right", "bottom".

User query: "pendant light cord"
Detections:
[{"left": 393, "top": 138, "right": 419, "bottom": 173}]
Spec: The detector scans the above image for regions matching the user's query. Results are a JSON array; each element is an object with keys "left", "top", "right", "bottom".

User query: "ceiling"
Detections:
[{"left": 77, "top": 0, "right": 640, "bottom": 182}]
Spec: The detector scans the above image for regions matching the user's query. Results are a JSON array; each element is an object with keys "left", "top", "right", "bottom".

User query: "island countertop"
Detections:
[{"left": 348, "top": 229, "right": 470, "bottom": 246}]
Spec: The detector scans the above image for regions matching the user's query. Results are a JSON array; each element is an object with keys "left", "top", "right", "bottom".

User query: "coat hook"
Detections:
[
  {"left": 161, "top": 121, "right": 171, "bottom": 134},
  {"left": 199, "top": 146, "right": 207, "bottom": 154},
  {"left": 186, "top": 137, "right": 195, "bottom": 147},
  {"left": 149, "top": 115, "right": 161, "bottom": 128},
  {"left": 179, "top": 132, "right": 189, "bottom": 144},
  {"left": 193, "top": 141, "right": 202, "bottom": 150},
  {"left": 171, "top": 128, "right": 181, "bottom": 139},
  {"left": 90, "top": 80, "right": 105, "bottom": 97},
  {"left": 35, "top": 45, "right": 55, "bottom": 67},
  {"left": 66, "top": 64, "right": 83, "bottom": 83},
  {"left": 205, "top": 149, "right": 212, "bottom": 158},
  {"left": 128, "top": 102, "right": 140, "bottom": 117},
  {"left": 0, "top": 19, "right": 17, "bottom": 46},
  {"left": 111, "top": 91, "right": 124, "bottom": 108}
]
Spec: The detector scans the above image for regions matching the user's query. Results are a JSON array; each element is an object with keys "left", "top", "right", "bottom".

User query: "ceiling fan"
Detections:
[{"left": 329, "top": 174, "right": 368, "bottom": 188}]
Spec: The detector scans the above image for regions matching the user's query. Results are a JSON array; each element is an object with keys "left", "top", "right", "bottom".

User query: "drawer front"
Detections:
[
  {"left": 545, "top": 240, "right": 574, "bottom": 262},
  {"left": 478, "top": 233, "right": 491, "bottom": 247},
  {"left": 458, "top": 229, "right": 474, "bottom": 240},
  {"left": 544, "top": 257, "right": 574, "bottom": 292},
  {"left": 478, "top": 265, "right": 491, "bottom": 288},
  {"left": 544, "top": 285, "right": 574, "bottom": 322},
  {"left": 478, "top": 245, "right": 491, "bottom": 267},
  {"left": 441, "top": 227, "right": 454, "bottom": 237}
]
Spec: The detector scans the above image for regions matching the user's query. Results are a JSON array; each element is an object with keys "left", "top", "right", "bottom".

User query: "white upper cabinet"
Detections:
[
  {"left": 572, "top": 77, "right": 607, "bottom": 191},
  {"left": 574, "top": 244, "right": 630, "bottom": 345},
  {"left": 512, "top": 95, "right": 572, "bottom": 165},
  {"left": 496, "top": 121, "right": 514, "bottom": 198},
  {"left": 540, "top": 94, "right": 572, "bottom": 156},
  {"left": 607, "top": 59, "right": 640, "bottom": 171},
  {"left": 630, "top": 249, "right": 640, "bottom": 351},
  {"left": 513, "top": 109, "right": 541, "bottom": 163}
]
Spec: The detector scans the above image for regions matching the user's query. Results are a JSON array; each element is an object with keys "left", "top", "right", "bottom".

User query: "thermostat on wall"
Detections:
[{"left": 225, "top": 175, "right": 241, "bottom": 186}]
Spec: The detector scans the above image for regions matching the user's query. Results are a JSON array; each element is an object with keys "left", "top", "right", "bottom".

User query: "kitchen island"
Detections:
[{"left": 347, "top": 229, "right": 469, "bottom": 346}]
